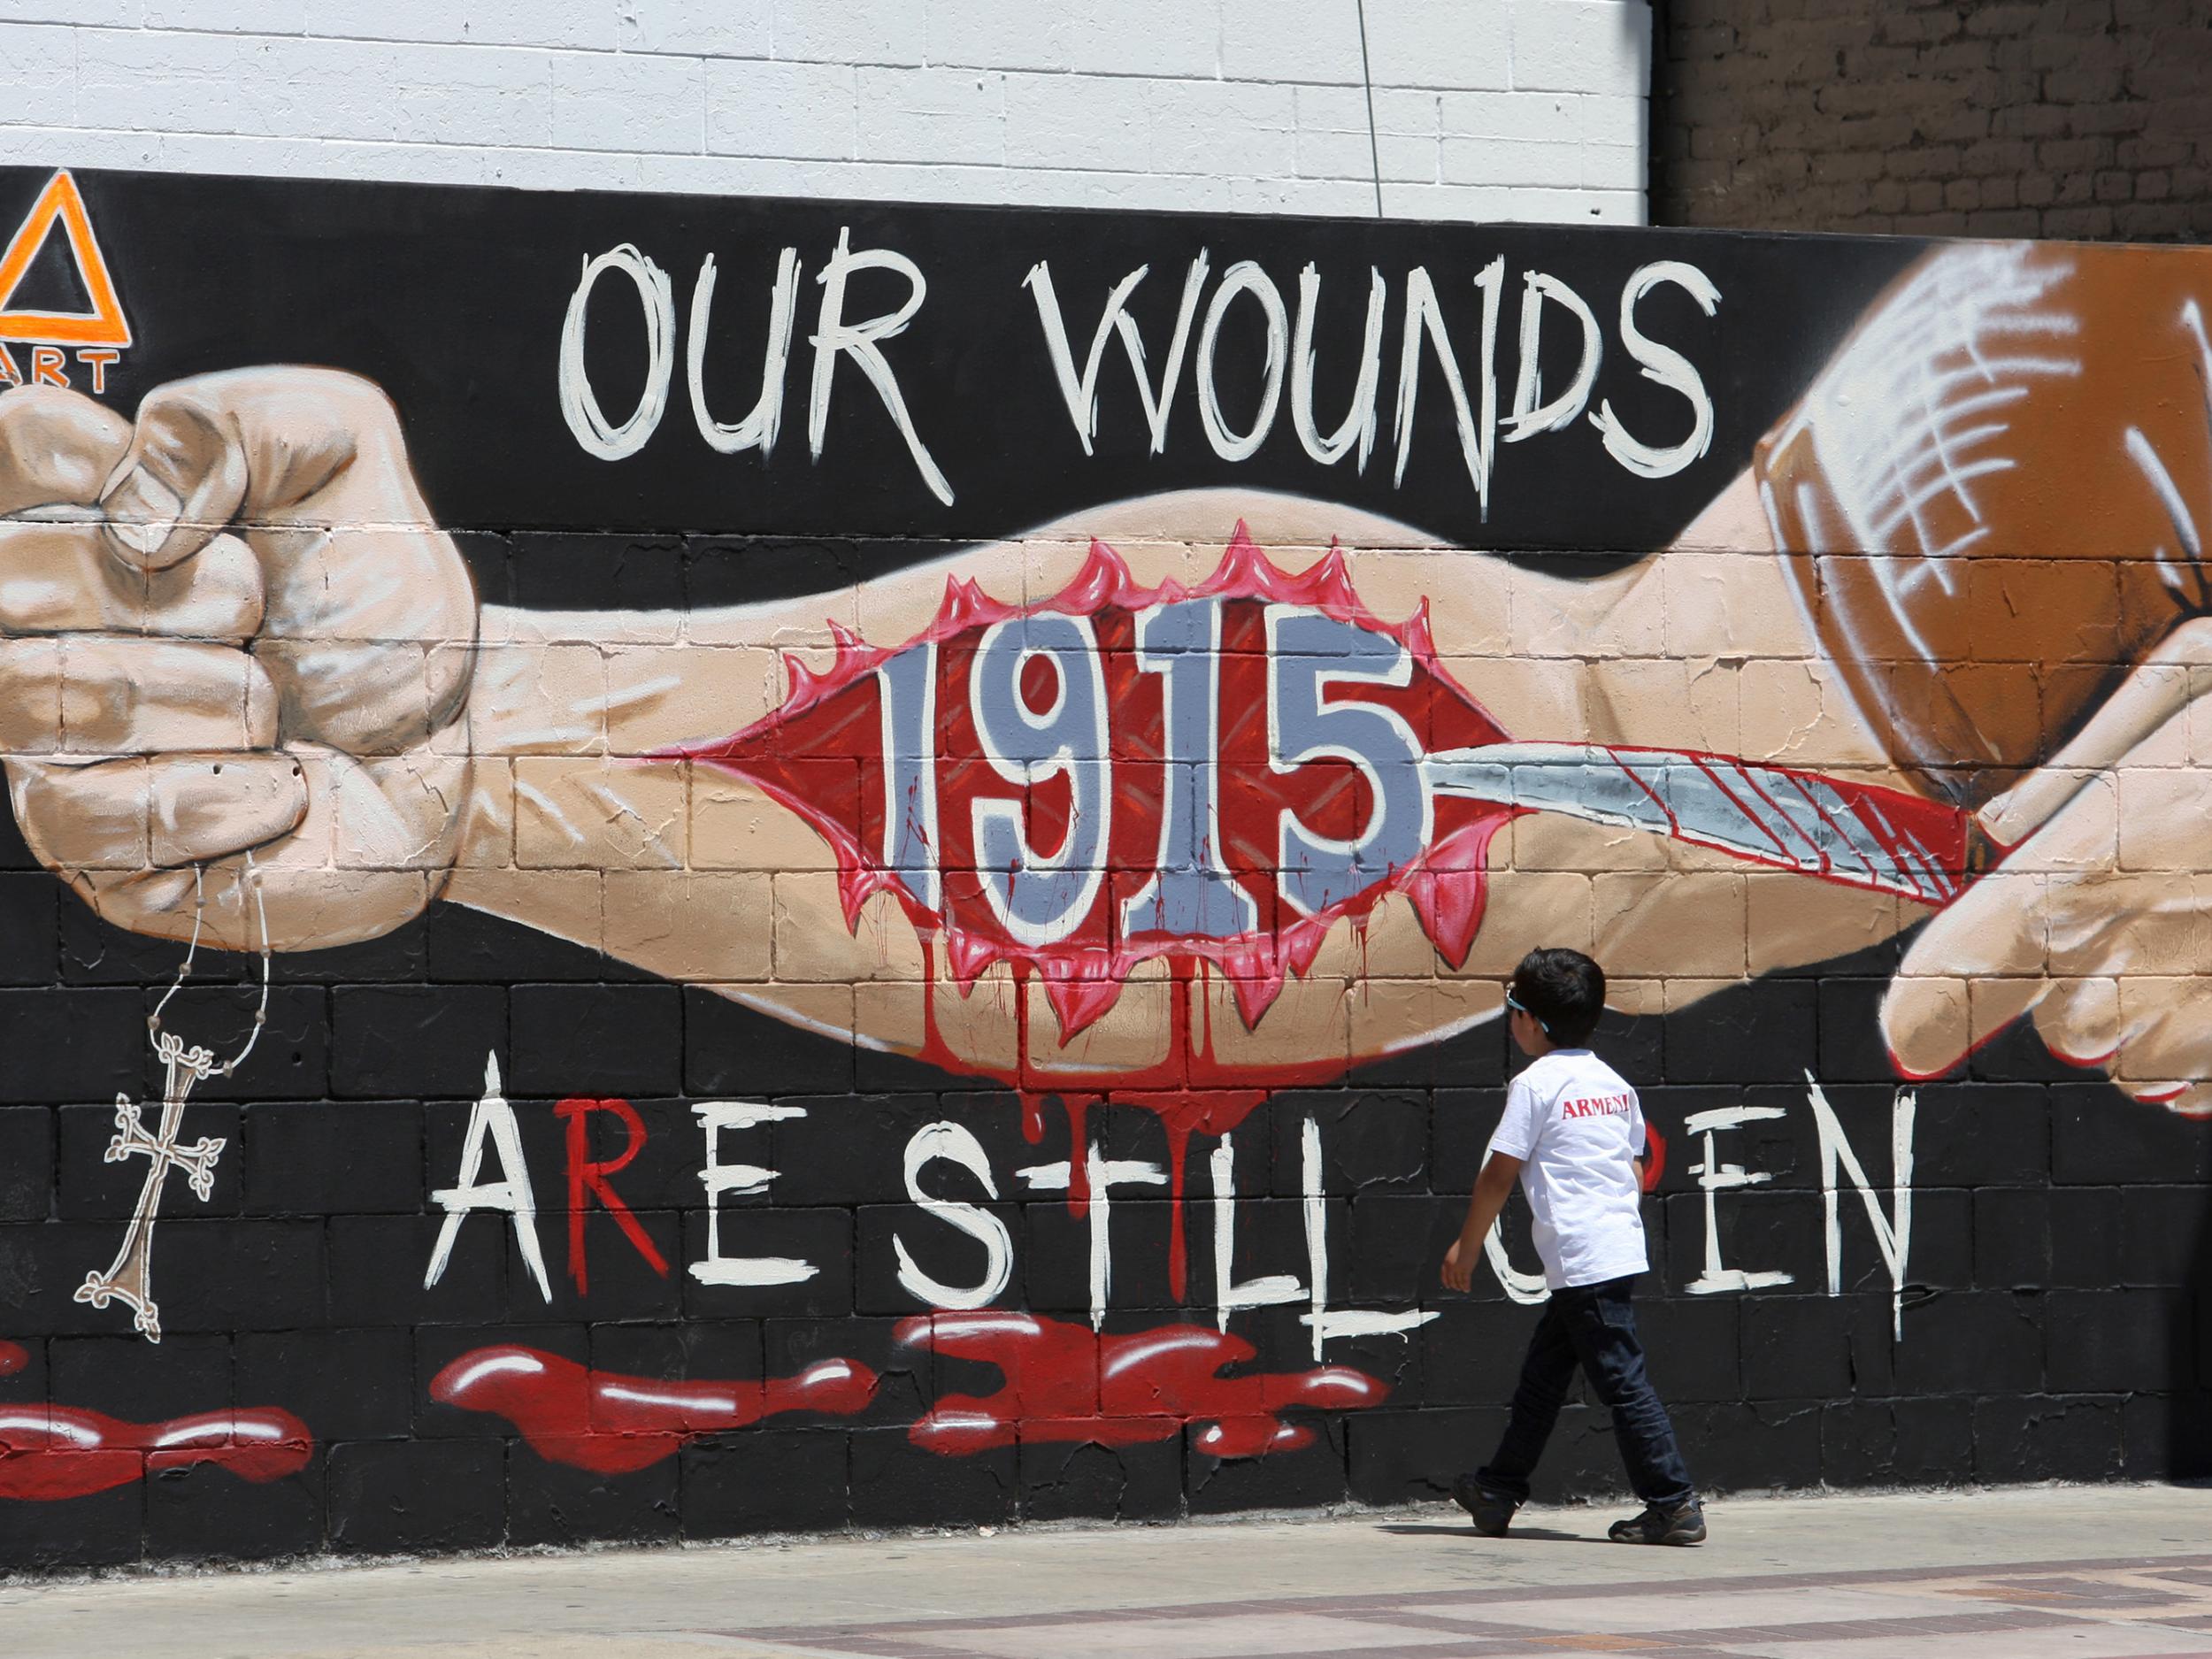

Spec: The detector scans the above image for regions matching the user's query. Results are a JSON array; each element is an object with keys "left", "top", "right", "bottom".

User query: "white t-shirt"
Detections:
[{"left": 1485, "top": 1048, "right": 1648, "bottom": 1291}]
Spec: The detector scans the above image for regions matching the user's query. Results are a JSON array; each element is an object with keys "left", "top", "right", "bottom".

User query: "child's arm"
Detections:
[{"left": 1440, "top": 1152, "right": 1523, "bottom": 1293}]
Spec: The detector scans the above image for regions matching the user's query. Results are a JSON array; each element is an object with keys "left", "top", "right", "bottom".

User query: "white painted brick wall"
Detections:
[{"left": 0, "top": 0, "right": 1648, "bottom": 224}]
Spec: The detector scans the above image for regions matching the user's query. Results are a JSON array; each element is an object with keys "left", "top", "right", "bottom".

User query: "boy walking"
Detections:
[{"left": 1440, "top": 947, "right": 1705, "bottom": 1546}]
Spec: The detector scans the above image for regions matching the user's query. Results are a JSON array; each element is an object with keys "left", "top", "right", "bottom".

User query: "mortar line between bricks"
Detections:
[
  {"left": 0, "top": 141, "right": 1615, "bottom": 216},
  {"left": 24, "top": 22, "right": 1548, "bottom": 98},
  {"left": 739, "top": 1552, "right": 2212, "bottom": 1640}
]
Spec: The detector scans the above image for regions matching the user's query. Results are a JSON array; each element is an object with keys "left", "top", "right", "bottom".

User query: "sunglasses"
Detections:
[{"left": 1503, "top": 989, "right": 1550, "bottom": 1033}]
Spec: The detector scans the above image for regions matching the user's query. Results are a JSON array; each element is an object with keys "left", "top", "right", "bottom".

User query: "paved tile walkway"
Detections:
[
  {"left": 706, "top": 1555, "right": 2212, "bottom": 1658},
  {"left": 8, "top": 1486, "right": 2212, "bottom": 1657}
]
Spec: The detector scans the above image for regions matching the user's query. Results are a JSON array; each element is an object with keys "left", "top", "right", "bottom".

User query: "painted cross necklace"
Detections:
[{"left": 75, "top": 856, "right": 270, "bottom": 1343}]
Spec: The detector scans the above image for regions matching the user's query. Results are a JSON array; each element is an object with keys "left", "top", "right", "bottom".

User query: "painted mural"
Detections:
[{"left": 0, "top": 166, "right": 2206, "bottom": 1564}]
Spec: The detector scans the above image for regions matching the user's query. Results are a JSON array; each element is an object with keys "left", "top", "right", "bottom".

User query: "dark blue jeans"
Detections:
[{"left": 1474, "top": 1274, "right": 1695, "bottom": 1509}]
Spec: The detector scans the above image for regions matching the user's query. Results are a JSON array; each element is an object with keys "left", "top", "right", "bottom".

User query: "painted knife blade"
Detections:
[{"left": 1421, "top": 741, "right": 2001, "bottom": 907}]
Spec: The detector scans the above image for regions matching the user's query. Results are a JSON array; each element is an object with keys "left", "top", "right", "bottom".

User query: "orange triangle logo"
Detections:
[{"left": 0, "top": 172, "right": 131, "bottom": 348}]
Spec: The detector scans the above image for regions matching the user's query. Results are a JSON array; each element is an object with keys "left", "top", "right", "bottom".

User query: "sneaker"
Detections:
[
  {"left": 1451, "top": 1474, "right": 1518, "bottom": 1538},
  {"left": 1608, "top": 1497, "right": 1706, "bottom": 1546}
]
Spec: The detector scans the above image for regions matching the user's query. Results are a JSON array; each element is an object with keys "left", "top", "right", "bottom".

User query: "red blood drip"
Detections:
[
  {"left": 429, "top": 1346, "right": 879, "bottom": 1475},
  {"left": 1012, "top": 962, "right": 1034, "bottom": 1091},
  {"left": 1164, "top": 1121, "right": 1192, "bottom": 1301},
  {"left": 1642, "top": 1122, "right": 1668, "bottom": 1193},
  {"left": 0, "top": 1352, "right": 311, "bottom": 1501},
  {"left": 900, "top": 1310, "right": 1386, "bottom": 1458},
  {"left": 1063, "top": 1095, "right": 1094, "bottom": 1215}
]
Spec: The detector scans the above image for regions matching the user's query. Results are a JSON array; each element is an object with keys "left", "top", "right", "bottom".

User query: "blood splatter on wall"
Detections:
[{"left": 0, "top": 166, "right": 2206, "bottom": 1565}]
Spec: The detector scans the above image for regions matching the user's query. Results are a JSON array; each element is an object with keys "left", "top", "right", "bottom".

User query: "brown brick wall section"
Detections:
[{"left": 1652, "top": 0, "right": 2212, "bottom": 240}]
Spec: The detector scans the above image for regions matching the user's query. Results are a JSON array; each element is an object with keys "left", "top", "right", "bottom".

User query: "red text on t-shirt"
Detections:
[{"left": 1560, "top": 1093, "right": 1633, "bottom": 1119}]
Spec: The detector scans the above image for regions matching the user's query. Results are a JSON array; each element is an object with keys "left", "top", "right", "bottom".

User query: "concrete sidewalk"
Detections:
[{"left": 4, "top": 1486, "right": 2212, "bottom": 1657}]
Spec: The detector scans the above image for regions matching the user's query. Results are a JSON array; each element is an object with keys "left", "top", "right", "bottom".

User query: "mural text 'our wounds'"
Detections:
[{"left": 557, "top": 228, "right": 1722, "bottom": 511}]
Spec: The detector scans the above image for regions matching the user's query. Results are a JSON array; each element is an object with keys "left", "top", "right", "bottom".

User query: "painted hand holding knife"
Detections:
[
  {"left": 1428, "top": 623, "right": 2210, "bottom": 1102},
  {"left": 1426, "top": 611, "right": 2212, "bottom": 911}
]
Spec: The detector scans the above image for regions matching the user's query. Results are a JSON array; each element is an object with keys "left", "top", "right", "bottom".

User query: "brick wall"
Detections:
[
  {"left": 1652, "top": 0, "right": 2212, "bottom": 241},
  {"left": 0, "top": 0, "right": 1650, "bottom": 222}
]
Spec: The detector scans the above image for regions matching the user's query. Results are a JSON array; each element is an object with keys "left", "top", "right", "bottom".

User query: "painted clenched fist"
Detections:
[{"left": 0, "top": 369, "right": 477, "bottom": 951}]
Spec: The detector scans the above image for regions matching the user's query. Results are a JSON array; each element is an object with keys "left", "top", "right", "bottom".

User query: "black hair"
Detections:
[{"left": 1510, "top": 947, "right": 1605, "bottom": 1048}]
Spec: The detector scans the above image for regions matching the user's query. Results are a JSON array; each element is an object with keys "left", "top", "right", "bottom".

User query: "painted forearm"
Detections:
[{"left": 439, "top": 488, "right": 1910, "bottom": 1070}]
